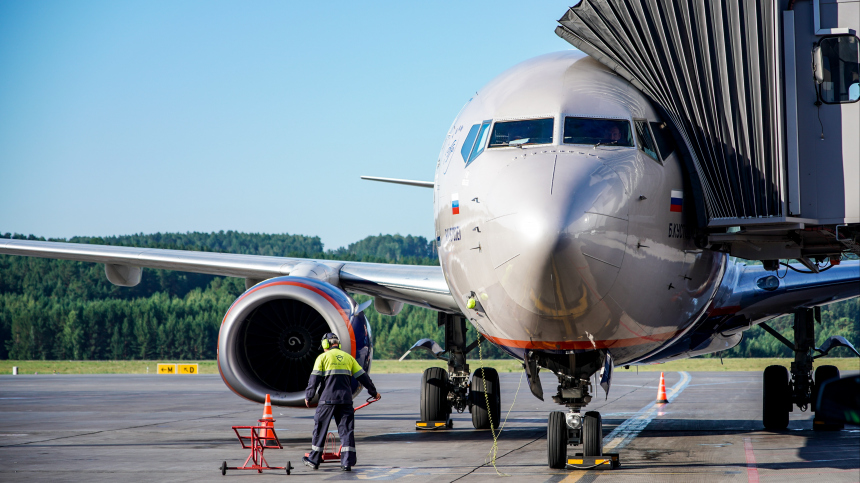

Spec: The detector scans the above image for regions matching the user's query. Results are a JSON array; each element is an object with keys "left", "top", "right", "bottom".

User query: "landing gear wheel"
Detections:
[
  {"left": 812, "top": 365, "right": 840, "bottom": 412},
  {"left": 813, "top": 365, "right": 843, "bottom": 431},
  {"left": 582, "top": 411, "right": 603, "bottom": 457},
  {"left": 470, "top": 367, "right": 501, "bottom": 429},
  {"left": 762, "top": 365, "right": 790, "bottom": 430},
  {"left": 286, "top": 461, "right": 292, "bottom": 475},
  {"left": 420, "top": 367, "right": 450, "bottom": 421},
  {"left": 221, "top": 461, "right": 227, "bottom": 476},
  {"left": 547, "top": 411, "right": 568, "bottom": 469}
]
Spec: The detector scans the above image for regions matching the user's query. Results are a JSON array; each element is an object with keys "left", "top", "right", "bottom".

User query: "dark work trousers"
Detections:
[{"left": 307, "top": 403, "right": 356, "bottom": 467}]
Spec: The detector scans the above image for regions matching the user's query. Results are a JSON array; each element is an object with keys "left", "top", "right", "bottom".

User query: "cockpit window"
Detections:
[
  {"left": 634, "top": 119, "right": 659, "bottom": 162},
  {"left": 488, "top": 118, "right": 554, "bottom": 147},
  {"left": 460, "top": 124, "right": 480, "bottom": 162},
  {"left": 466, "top": 122, "right": 492, "bottom": 165},
  {"left": 460, "top": 121, "right": 492, "bottom": 165},
  {"left": 563, "top": 117, "right": 634, "bottom": 147}
]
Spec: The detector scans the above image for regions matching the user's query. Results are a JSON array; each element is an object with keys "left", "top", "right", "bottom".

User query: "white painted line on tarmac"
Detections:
[{"left": 602, "top": 371, "right": 691, "bottom": 452}]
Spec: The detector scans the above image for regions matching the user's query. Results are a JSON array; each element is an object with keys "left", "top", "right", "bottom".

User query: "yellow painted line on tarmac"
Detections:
[{"left": 561, "top": 470, "right": 589, "bottom": 482}]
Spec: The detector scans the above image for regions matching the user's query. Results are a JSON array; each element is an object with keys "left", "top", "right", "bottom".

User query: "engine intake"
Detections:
[{"left": 217, "top": 276, "right": 372, "bottom": 407}]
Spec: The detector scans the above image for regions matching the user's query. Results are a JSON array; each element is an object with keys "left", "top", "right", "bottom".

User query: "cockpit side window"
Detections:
[
  {"left": 650, "top": 121, "right": 675, "bottom": 161},
  {"left": 460, "top": 124, "right": 480, "bottom": 163},
  {"left": 634, "top": 119, "right": 660, "bottom": 163},
  {"left": 488, "top": 118, "right": 554, "bottom": 148},
  {"left": 466, "top": 121, "right": 492, "bottom": 166},
  {"left": 563, "top": 117, "right": 634, "bottom": 147}
]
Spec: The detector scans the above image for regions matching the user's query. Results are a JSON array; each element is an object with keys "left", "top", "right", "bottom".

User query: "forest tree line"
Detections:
[{"left": 1, "top": 231, "right": 857, "bottom": 361}]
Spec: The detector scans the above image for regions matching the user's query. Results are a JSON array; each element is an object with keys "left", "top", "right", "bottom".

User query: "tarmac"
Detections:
[{"left": 0, "top": 370, "right": 858, "bottom": 482}]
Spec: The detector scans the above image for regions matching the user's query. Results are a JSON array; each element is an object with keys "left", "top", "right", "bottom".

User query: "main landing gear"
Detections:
[
  {"left": 412, "top": 314, "right": 499, "bottom": 429},
  {"left": 760, "top": 307, "right": 857, "bottom": 431}
]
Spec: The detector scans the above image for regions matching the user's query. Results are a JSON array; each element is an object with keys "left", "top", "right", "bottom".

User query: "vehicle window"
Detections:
[
  {"left": 563, "top": 117, "right": 633, "bottom": 147},
  {"left": 650, "top": 121, "right": 675, "bottom": 161},
  {"left": 460, "top": 124, "right": 480, "bottom": 162},
  {"left": 466, "top": 121, "right": 492, "bottom": 165},
  {"left": 634, "top": 120, "right": 659, "bottom": 162},
  {"left": 488, "top": 118, "right": 554, "bottom": 147},
  {"left": 817, "top": 36, "right": 860, "bottom": 103}
]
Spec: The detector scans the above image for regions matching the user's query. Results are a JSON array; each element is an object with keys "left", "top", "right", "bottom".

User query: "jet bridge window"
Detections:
[
  {"left": 563, "top": 117, "right": 633, "bottom": 147},
  {"left": 488, "top": 118, "right": 554, "bottom": 147},
  {"left": 815, "top": 35, "right": 860, "bottom": 104},
  {"left": 634, "top": 120, "right": 659, "bottom": 162}
]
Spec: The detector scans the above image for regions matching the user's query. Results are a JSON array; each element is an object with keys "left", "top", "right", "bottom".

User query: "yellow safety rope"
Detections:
[{"left": 478, "top": 338, "right": 524, "bottom": 477}]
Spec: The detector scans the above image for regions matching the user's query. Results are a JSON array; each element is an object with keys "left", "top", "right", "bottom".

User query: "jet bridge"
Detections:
[{"left": 556, "top": 0, "right": 859, "bottom": 267}]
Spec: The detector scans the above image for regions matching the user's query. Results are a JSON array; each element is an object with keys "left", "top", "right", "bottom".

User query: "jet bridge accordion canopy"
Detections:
[{"left": 556, "top": 0, "right": 786, "bottom": 227}]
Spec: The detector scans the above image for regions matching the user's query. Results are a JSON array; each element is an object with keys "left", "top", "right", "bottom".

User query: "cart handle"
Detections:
[{"left": 354, "top": 396, "right": 378, "bottom": 412}]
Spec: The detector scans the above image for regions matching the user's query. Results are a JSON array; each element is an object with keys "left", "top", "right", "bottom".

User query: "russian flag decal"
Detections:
[
  {"left": 452, "top": 193, "right": 459, "bottom": 215},
  {"left": 670, "top": 190, "right": 683, "bottom": 213}
]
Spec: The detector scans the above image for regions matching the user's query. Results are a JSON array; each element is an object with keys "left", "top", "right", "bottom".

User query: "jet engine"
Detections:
[{"left": 217, "top": 276, "right": 372, "bottom": 407}]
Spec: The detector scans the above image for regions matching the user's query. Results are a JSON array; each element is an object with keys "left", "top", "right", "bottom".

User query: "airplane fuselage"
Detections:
[{"left": 433, "top": 51, "right": 726, "bottom": 368}]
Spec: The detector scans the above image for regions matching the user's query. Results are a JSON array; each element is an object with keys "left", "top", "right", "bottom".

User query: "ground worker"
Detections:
[{"left": 302, "top": 332, "right": 380, "bottom": 472}]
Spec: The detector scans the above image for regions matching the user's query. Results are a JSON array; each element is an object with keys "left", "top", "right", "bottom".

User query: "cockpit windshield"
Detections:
[
  {"left": 488, "top": 118, "right": 554, "bottom": 147},
  {"left": 563, "top": 117, "right": 634, "bottom": 147}
]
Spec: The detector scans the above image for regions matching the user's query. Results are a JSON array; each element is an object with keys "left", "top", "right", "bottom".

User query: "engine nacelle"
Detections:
[{"left": 217, "top": 276, "right": 372, "bottom": 407}]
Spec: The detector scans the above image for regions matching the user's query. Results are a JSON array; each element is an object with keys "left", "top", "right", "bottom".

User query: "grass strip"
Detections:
[{"left": 0, "top": 357, "right": 857, "bottom": 375}]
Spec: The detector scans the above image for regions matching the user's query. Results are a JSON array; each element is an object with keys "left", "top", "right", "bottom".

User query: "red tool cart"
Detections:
[
  {"left": 221, "top": 418, "right": 293, "bottom": 475},
  {"left": 304, "top": 397, "right": 378, "bottom": 464}
]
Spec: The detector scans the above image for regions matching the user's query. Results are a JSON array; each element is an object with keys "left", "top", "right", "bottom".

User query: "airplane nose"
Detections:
[{"left": 483, "top": 153, "right": 629, "bottom": 319}]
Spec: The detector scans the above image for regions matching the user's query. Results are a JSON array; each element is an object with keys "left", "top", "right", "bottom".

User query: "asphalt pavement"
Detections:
[{"left": 0, "top": 370, "right": 857, "bottom": 482}]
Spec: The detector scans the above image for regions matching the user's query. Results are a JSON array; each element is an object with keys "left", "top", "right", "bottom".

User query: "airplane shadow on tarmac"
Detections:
[{"left": 626, "top": 419, "right": 860, "bottom": 471}]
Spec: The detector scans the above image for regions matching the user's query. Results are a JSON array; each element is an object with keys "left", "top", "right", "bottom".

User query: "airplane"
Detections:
[{"left": 1, "top": 49, "right": 858, "bottom": 469}]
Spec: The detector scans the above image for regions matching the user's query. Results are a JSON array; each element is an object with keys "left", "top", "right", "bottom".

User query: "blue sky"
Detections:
[{"left": 0, "top": 1, "right": 577, "bottom": 249}]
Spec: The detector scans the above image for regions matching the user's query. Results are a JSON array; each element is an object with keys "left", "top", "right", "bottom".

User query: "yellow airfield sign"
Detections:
[
  {"left": 157, "top": 364, "right": 176, "bottom": 374},
  {"left": 178, "top": 364, "right": 198, "bottom": 374},
  {"left": 157, "top": 363, "right": 198, "bottom": 375}
]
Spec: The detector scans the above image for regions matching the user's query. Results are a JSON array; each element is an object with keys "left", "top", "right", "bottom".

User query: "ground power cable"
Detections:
[{"left": 478, "top": 338, "right": 524, "bottom": 477}]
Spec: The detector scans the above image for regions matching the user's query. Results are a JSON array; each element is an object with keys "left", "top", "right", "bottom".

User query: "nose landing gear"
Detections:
[{"left": 547, "top": 374, "right": 616, "bottom": 469}]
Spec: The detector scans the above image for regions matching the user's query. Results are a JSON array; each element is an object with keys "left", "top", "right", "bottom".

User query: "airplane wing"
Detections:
[{"left": 0, "top": 239, "right": 459, "bottom": 313}]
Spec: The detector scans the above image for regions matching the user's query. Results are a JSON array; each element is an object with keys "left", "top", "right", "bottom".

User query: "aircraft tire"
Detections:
[
  {"left": 582, "top": 411, "right": 603, "bottom": 457},
  {"left": 812, "top": 365, "right": 839, "bottom": 412},
  {"left": 547, "top": 411, "right": 568, "bottom": 469},
  {"left": 812, "top": 365, "right": 843, "bottom": 431},
  {"left": 470, "top": 367, "right": 501, "bottom": 429},
  {"left": 762, "top": 365, "right": 790, "bottom": 430},
  {"left": 420, "top": 367, "right": 449, "bottom": 421}
]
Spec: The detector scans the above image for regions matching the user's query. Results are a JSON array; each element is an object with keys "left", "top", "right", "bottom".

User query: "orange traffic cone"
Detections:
[
  {"left": 261, "top": 394, "right": 275, "bottom": 446},
  {"left": 656, "top": 372, "right": 669, "bottom": 404}
]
